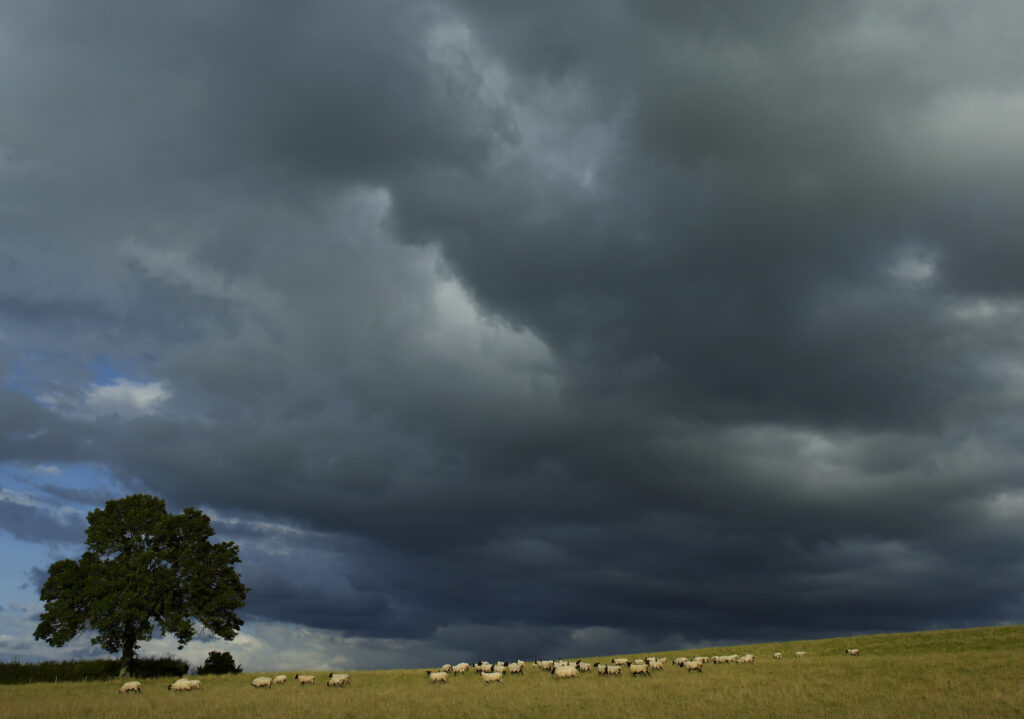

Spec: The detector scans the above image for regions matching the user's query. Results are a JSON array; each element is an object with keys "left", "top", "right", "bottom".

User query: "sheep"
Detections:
[
  {"left": 606, "top": 664, "right": 623, "bottom": 676},
  {"left": 295, "top": 674, "right": 316, "bottom": 686},
  {"left": 693, "top": 656, "right": 710, "bottom": 665},
  {"left": 595, "top": 663, "right": 607, "bottom": 674},
  {"left": 272, "top": 674, "right": 288, "bottom": 685},
  {"left": 328, "top": 673, "right": 350, "bottom": 687},
  {"left": 612, "top": 657, "right": 630, "bottom": 666},
  {"left": 551, "top": 665, "right": 579, "bottom": 679},
  {"left": 118, "top": 681, "right": 142, "bottom": 694},
  {"left": 508, "top": 661, "right": 525, "bottom": 674},
  {"left": 673, "top": 657, "right": 688, "bottom": 667},
  {"left": 186, "top": 679, "right": 202, "bottom": 690},
  {"left": 441, "top": 663, "right": 453, "bottom": 672},
  {"left": 168, "top": 678, "right": 193, "bottom": 692},
  {"left": 251, "top": 676, "right": 273, "bottom": 689},
  {"left": 795, "top": 651, "right": 807, "bottom": 658},
  {"left": 475, "top": 661, "right": 493, "bottom": 674},
  {"left": 648, "top": 659, "right": 665, "bottom": 671},
  {"left": 682, "top": 660, "right": 702, "bottom": 672},
  {"left": 481, "top": 671, "right": 503, "bottom": 684},
  {"left": 738, "top": 654, "right": 755, "bottom": 664},
  {"left": 576, "top": 661, "right": 591, "bottom": 673},
  {"left": 629, "top": 663, "right": 650, "bottom": 676},
  {"left": 772, "top": 652, "right": 783, "bottom": 660},
  {"left": 428, "top": 671, "right": 448, "bottom": 684},
  {"left": 452, "top": 662, "right": 470, "bottom": 675},
  {"left": 846, "top": 648, "right": 860, "bottom": 656}
]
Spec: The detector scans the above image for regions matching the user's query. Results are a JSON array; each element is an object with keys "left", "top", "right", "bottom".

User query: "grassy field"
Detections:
[{"left": 2, "top": 625, "right": 1022, "bottom": 718}]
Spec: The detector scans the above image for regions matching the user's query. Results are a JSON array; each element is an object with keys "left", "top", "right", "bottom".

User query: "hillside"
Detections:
[{"left": 2, "top": 624, "right": 1022, "bottom": 718}]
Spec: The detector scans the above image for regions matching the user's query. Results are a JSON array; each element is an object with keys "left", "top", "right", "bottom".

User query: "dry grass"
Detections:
[{"left": 2, "top": 625, "right": 1023, "bottom": 719}]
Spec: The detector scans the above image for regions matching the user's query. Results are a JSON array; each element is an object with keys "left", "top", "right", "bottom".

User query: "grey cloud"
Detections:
[{"left": 3, "top": 0, "right": 1024, "bottom": 667}]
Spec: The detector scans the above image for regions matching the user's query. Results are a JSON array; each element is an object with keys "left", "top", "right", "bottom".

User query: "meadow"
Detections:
[{"left": 2, "top": 625, "right": 1022, "bottom": 719}]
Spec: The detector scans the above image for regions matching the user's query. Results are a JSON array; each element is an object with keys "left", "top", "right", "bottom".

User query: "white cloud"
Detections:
[{"left": 37, "top": 378, "right": 171, "bottom": 420}]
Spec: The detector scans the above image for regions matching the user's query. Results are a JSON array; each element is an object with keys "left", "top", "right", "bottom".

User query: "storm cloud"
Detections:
[{"left": 3, "top": 0, "right": 1024, "bottom": 668}]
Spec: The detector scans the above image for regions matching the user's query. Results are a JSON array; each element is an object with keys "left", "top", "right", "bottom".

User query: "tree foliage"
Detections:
[
  {"left": 34, "top": 494, "right": 248, "bottom": 675},
  {"left": 197, "top": 650, "right": 243, "bottom": 675}
]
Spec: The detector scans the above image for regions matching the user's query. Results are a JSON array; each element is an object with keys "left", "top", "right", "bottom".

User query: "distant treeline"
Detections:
[{"left": 0, "top": 656, "right": 189, "bottom": 684}]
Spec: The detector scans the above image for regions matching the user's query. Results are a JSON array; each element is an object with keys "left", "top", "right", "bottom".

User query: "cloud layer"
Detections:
[{"left": 3, "top": 0, "right": 1024, "bottom": 668}]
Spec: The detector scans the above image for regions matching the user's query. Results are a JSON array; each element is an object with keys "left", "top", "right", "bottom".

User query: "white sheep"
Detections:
[
  {"left": 273, "top": 674, "right": 288, "bottom": 685},
  {"left": 795, "top": 651, "right": 807, "bottom": 658},
  {"left": 629, "top": 663, "right": 650, "bottom": 676},
  {"left": 605, "top": 664, "right": 623, "bottom": 676},
  {"left": 612, "top": 657, "right": 630, "bottom": 666},
  {"left": 167, "top": 678, "right": 193, "bottom": 692},
  {"left": 508, "top": 661, "right": 525, "bottom": 674},
  {"left": 428, "top": 671, "right": 448, "bottom": 684},
  {"left": 672, "top": 657, "right": 688, "bottom": 666},
  {"left": 693, "top": 656, "right": 710, "bottom": 665},
  {"left": 441, "top": 663, "right": 453, "bottom": 672},
  {"left": 251, "top": 676, "right": 273, "bottom": 689},
  {"left": 328, "top": 672, "right": 350, "bottom": 687},
  {"left": 682, "top": 660, "right": 702, "bottom": 672},
  {"left": 772, "top": 652, "right": 782, "bottom": 660},
  {"left": 481, "top": 671, "right": 503, "bottom": 683},
  {"left": 576, "top": 661, "right": 591, "bottom": 673},
  {"left": 295, "top": 673, "right": 316, "bottom": 686},
  {"left": 475, "top": 661, "right": 493, "bottom": 673},
  {"left": 118, "top": 681, "right": 141, "bottom": 694},
  {"left": 648, "top": 659, "right": 665, "bottom": 671},
  {"left": 738, "top": 654, "right": 754, "bottom": 664},
  {"left": 551, "top": 665, "right": 579, "bottom": 679},
  {"left": 846, "top": 648, "right": 860, "bottom": 656},
  {"left": 452, "top": 662, "right": 470, "bottom": 674}
]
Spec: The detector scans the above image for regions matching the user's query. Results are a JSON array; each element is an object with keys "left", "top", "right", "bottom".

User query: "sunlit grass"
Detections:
[{"left": 2, "top": 625, "right": 1022, "bottom": 718}]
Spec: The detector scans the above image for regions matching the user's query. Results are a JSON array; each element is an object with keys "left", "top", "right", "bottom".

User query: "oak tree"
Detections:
[{"left": 34, "top": 494, "right": 248, "bottom": 676}]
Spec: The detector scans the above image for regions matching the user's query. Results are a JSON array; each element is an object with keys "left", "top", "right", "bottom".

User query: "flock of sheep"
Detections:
[{"left": 116, "top": 648, "right": 862, "bottom": 694}]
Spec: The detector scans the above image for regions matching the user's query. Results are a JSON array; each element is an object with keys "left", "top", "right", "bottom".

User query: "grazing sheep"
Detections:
[
  {"left": 576, "top": 661, "right": 591, "bottom": 673},
  {"left": 595, "top": 663, "right": 607, "bottom": 674},
  {"left": 738, "top": 654, "right": 755, "bottom": 664},
  {"left": 428, "top": 671, "right": 448, "bottom": 684},
  {"left": 682, "top": 660, "right": 703, "bottom": 673},
  {"left": 481, "top": 671, "right": 503, "bottom": 684},
  {"left": 251, "top": 676, "right": 273, "bottom": 689},
  {"left": 772, "top": 652, "right": 782, "bottom": 660},
  {"left": 693, "top": 656, "right": 710, "bottom": 665},
  {"left": 118, "top": 681, "right": 141, "bottom": 694},
  {"left": 551, "top": 665, "right": 579, "bottom": 679},
  {"left": 648, "top": 659, "right": 665, "bottom": 671},
  {"left": 846, "top": 648, "right": 860, "bottom": 656},
  {"left": 273, "top": 674, "right": 288, "bottom": 685},
  {"left": 508, "top": 661, "right": 525, "bottom": 674},
  {"left": 475, "top": 661, "right": 493, "bottom": 673},
  {"left": 612, "top": 658, "right": 630, "bottom": 666},
  {"left": 168, "top": 678, "right": 193, "bottom": 692},
  {"left": 606, "top": 664, "right": 623, "bottom": 676},
  {"left": 328, "top": 673, "right": 350, "bottom": 687},
  {"left": 186, "top": 679, "right": 202, "bottom": 690},
  {"left": 295, "top": 674, "right": 316, "bottom": 686},
  {"left": 629, "top": 663, "right": 650, "bottom": 676},
  {"left": 672, "top": 657, "right": 688, "bottom": 667},
  {"left": 452, "top": 662, "right": 470, "bottom": 675},
  {"left": 795, "top": 651, "right": 807, "bottom": 658}
]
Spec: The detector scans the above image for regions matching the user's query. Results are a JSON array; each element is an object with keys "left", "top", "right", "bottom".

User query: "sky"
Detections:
[{"left": 2, "top": 0, "right": 1024, "bottom": 672}]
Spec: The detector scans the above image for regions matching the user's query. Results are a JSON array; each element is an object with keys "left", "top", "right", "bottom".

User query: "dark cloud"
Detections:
[{"left": 3, "top": 0, "right": 1024, "bottom": 665}]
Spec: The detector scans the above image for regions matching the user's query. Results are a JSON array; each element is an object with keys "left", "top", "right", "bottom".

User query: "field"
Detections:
[{"left": 2, "top": 625, "right": 1022, "bottom": 719}]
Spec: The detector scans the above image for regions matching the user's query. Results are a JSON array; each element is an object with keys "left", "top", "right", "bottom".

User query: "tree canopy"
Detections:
[{"left": 34, "top": 494, "right": 248, "bottom": 675}]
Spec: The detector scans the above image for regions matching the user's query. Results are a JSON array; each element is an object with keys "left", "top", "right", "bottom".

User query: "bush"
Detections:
[
  {"left": 0, "top": 656, "right": 188, "bottom": 684},
  {"left": 196, "top": 650, "right": 242, "bottom": 675}
]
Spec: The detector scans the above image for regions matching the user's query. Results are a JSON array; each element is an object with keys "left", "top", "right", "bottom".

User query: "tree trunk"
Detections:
[{"left": 119, "top": 633, "right": 136, "bottom": 678}]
